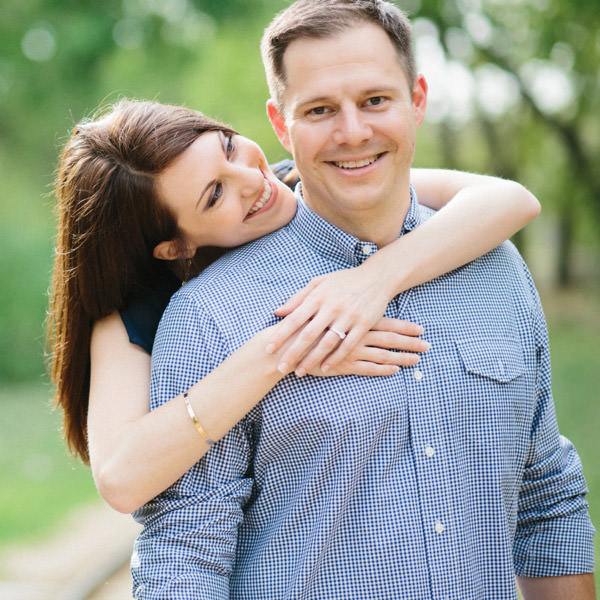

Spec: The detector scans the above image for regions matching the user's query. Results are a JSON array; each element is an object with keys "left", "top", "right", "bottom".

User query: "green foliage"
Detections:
[{"left": 0, "top": 0, "right": 599, "bottom": 381}]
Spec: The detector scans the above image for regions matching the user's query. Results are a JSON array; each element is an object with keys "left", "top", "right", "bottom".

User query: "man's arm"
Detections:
[
  {"left": 513, "top": 265, "right": 595, "bottom": 586},
  {"left": 131, "top": 292, "right": 254, "bottom": 600},
  {"left": 517, "top": 573, "right": 596, "bottom": 599}
]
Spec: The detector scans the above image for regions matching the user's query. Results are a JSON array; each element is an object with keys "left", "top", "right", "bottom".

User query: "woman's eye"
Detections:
[
  {"left": 225, "top": 134, "right": 235, "bottom": 157},
  {"left": 208, "top": 182, "right": 223, "bottom": 208}
]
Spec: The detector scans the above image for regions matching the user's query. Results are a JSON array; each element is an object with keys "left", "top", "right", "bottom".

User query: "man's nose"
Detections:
[{"left": 332, "top": 104, "right": 373, "bottom": 146}]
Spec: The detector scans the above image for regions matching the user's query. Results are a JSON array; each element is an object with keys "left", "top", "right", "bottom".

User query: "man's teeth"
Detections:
[
  {"left": 247, "top": 180, "right": 272, "bottom": 216},
  {"left": 333, "top": 155, "right": 380, "bottom": 169}
]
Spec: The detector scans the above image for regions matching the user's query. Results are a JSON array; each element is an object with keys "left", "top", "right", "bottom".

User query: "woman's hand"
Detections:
[
  {"left": 266, "top": 263, "right": 398, "bottom": 376},
  {"left": 306, "top": 317, "right": 430, "bottom": 377}
]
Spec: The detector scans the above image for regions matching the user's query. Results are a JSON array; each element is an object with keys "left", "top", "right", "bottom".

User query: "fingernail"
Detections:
[
  {"left": 417, "top": 325, "right": 425, "bottom": 334},
  {"left": 322, "top": 364, "right": 330, "bottom": 373},
  {"left": 278, "top": 362, "right": 288, "bottom": 374},
  {"left": 423, "top": 341, "right": 431, "bottom": 350},
  {"left": 295, "top": 367, "right": 306, "bottom": 377},
  {"left": 265, "top": 343, "right": 276, "bottom": 354}
]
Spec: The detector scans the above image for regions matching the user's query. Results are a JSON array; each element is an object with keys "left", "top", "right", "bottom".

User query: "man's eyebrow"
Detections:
[
  {"left": 297, "top": 95, "right": 331, "bottom": 108},
  {"left": 296, "top": 87, "right": 395, "bottom": 109}
]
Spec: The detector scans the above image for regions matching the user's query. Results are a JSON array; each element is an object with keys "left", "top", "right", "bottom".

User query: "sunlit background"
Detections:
[{"left": 1, "top": 0, "right": 598, "bottom": 592}]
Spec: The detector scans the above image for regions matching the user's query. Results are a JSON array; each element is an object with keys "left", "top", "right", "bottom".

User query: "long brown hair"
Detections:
[{"left": 48, "top": 99, "right": 235, "bottom": 463}]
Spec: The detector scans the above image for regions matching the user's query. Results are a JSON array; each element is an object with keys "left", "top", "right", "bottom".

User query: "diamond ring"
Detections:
[{"left": 329, "top": 326, "right": 347, "bottom": 340}]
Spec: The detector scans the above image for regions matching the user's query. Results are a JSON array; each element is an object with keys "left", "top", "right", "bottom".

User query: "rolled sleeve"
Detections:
[
  {"left": 514, "top": 290, "right": 595, "bottom": 576},
  {"left": 132, "top": 290, "right": 255, "bottom": 599}
]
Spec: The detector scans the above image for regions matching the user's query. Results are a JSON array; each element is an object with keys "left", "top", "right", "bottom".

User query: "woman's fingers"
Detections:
[
  {"left": 320, "top": 361, "right": 400, "bottom": 377},
  {"left": 264, "top": 302, "right": 319, "bottom": 357},
  {"left": 351, "top": 345, "right": 422, "bottom": 367},
  {"left": 273, "top": 278, "right": 320, "bottom": 318},
  {"left": 361, "top": 330, "right": 430, "bottom": 353},
  {"left": 370, "top": 317, "right": 425, "bottom": 336},
  {"left": 276, "top": 312, "right": 342, "bottom": 374},
  {"left": 321, "top": 319, "right": 427, "bottom": 371}
]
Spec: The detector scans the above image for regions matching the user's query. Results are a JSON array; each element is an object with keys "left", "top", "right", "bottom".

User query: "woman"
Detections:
[{"left": 48, "top": 99, "right": 540, "bottom": 513}]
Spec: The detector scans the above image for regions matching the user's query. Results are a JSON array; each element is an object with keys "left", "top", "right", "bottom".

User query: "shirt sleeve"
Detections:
[
  {"left": 131, "top": 290, "right": 255, "bottom": 599},
  {"left": 513, "top": 267, "right": 595, "bottom": 576}
]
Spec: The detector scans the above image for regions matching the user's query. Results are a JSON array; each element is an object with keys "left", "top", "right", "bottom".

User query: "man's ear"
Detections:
[
  {"left": 412, "top": 73, "right": 428, "bottom": 128},
  {"left": 266, "top": 99, "right": 292, "bottom": 153},
  {"left": 153, "top": 240, "right": 185, "bottom": 261}
]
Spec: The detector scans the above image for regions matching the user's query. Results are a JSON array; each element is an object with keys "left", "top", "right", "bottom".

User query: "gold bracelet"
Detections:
[{"left": 183, "top": 391, "right": 213, "bottom": 445}]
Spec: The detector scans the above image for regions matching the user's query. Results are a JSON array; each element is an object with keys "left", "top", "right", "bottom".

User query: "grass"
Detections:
[
  {"left": 0, "top": 382, "right": 98, "bottom": 546},
  {"left": 0, "top": 288, "right": 598, "bottom": 591}
]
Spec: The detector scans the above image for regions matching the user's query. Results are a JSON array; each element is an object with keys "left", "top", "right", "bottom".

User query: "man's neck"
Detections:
[{"left": 300, "top": 186, "right": 412, "bottom": 248}]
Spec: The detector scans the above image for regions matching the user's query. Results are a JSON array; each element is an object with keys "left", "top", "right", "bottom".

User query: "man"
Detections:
[{"left": 133, "top": 1, "right": 595, "bottom": 598}]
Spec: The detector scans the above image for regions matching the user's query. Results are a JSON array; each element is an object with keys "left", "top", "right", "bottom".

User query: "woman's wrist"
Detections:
[{"left": 365, "top": 242, "right": 412, "bottom": 301}]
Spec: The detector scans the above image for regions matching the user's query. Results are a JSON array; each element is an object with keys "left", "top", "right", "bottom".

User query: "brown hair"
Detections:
[
  {"left": 47, "top": 99, "right": 235, "bottom": 462},
  {"left": 261, "top": 0, "right": 416, "bottom": 111}
]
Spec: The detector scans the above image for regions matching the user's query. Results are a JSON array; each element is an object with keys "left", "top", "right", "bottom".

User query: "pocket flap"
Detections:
[{"left": 456, "top": 338, "right": 525, "bottom": 383}]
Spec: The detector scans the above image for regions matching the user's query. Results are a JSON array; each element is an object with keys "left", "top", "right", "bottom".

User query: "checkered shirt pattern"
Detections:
[{"left": 132, "top": 187, "right": 595, "bottom": 599}]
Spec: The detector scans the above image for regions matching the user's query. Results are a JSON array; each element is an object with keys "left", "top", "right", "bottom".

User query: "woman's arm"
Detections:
[
  {"left": 268, "top": 170, "right": 541, "bottom": 374},
  {"left": 87, "top": 312, "right": 427, "bottom": 513}
]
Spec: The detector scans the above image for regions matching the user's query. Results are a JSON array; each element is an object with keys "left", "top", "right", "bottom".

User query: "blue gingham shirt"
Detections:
[{"left": 133, "top": 187, "right": 594, "bottom": 599}]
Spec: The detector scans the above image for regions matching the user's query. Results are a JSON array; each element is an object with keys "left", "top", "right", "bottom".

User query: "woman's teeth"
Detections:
[
  {"left": 247, "top": 180, "right": 272, "bottom": 216},
  {"left": 333, "top": 154, "right": 380, "bottom": 169}
]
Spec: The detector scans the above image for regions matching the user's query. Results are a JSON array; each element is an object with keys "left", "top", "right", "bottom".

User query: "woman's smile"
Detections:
[{"left": 245, "top": 175, "right": 277, "bottom": 220}]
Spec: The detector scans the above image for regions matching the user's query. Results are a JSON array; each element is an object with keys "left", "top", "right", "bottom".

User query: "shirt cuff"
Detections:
[
  {"left": 133, "top": 570, "right": 229, "bottom": 599},
  {"left": 514, "top": 513, "right": 596, "bottom": 577}
]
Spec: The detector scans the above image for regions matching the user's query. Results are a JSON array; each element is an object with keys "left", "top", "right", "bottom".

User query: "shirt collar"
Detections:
[{"left": 287, "top": 182, "right": 422, "bottom": 267}]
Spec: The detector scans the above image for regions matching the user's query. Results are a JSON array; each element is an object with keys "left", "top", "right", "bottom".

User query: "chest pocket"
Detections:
[{"left": 456, "top": 337, "right": 525, "bottom": 383}]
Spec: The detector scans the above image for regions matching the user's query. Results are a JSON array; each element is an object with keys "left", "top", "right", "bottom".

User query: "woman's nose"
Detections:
[{"left": 232, "top": 161, "right": 264, "bottom": 198}]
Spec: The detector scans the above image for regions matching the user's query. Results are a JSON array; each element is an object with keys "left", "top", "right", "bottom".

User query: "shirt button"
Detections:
[
  {"left": 498, "top": 360, "right": 505, "bottom": 377},
  {"left": 435, "top": 521, "right": 445, "bottom": 534},
  {"left": 425, "top": 446, "right": 435, "bottom": 458},
  {"left": 413, "top": 369, "right": 423, "bottom": 381},
  {"left": 361, "top": 244, "right": 373, "bottom": 255}
]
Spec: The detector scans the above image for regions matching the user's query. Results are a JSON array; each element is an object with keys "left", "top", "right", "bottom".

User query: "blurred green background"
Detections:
[{"left": 0, "top": 0, "right": 598, "bottom": 582}]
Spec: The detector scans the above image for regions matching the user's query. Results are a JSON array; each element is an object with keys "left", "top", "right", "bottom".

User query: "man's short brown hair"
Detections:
[{"left": 261, "top": 0, "right": 416, "bottom": 111}]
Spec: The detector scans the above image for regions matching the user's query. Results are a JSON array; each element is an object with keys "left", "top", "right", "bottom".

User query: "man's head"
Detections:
[
  {"left": 261, "top": 0, "right": 416, "bottom": 113},
  {"left": 262, "top": 1, "right": 427, "bottom": 245}
]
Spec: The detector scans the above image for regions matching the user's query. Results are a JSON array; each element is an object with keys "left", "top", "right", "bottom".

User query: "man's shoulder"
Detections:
[
  {"left": 163, "top": 223, "right": 314, "bottom": 329},
  {"left": 188, "top": 227, "right": 294, "bottom": 294},
  {"left": 415, "top": 201, "right": 537, "bottom": 302}
]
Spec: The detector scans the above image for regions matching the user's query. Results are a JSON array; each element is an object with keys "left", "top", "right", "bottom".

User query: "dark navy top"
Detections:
[{"left": 120, "top": 159, "right": 296, "bottom": 353}]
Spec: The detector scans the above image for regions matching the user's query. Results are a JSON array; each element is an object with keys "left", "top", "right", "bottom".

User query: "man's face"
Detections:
[{"left": 267, "top": 22, "right": 427, "bottom": 242}]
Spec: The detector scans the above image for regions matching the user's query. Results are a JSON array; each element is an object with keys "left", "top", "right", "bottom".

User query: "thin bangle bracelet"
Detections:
[{"left": 183, "top": 391, "right": 214, "bottom": 445}]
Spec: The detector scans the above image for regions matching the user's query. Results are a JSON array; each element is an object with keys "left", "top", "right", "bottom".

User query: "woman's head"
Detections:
[
  {"left": 48, "top": 98, "right": 297, "bottom": 461},
  {"left": 153, "top": 123, "right": 297, "bottom": 258},
  {"left": 55, "top": 100, "right": 237, "bottom": 317}
]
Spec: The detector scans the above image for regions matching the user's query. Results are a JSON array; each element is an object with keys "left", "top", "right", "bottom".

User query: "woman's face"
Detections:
[{"left": 155, "top": 131, "right": 297, "bottom": 255}]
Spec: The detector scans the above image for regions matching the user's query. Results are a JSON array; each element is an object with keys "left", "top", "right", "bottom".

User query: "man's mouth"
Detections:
[
  {"left": 330, "top": 152, "right": 385, "bottom": 170},
  {"left": 246, "top": 177, "right": 274, "bottom": 218}
]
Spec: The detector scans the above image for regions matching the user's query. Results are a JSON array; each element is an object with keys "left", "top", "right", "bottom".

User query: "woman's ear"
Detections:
[
  {"left": 153, "top": 240, "right": 184, "bottom": 261},
  {"left": 267, "top": 100, "right": 292, "bottom": 153}
]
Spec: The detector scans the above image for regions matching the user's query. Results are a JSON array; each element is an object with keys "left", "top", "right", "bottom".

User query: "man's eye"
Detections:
[
  {"left": 307, "top": 106, "right": 330, "bottom": 117},
  {"left": 365, "top": 96, "right": 385, "bottom": 107},
  {"left": 208, "top": 183, "right": 223, "bottom": 208}
]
